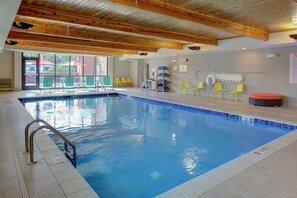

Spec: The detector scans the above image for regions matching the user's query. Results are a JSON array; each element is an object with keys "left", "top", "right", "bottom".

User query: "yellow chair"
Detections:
[
  {"left": 126, "top": 77, "right": 133, "bottom": 87},
  {"left": 120, "top": 77, "right": 127, "bottom": 87},
  {"left": 179, "top": 81, "right": 188, "bottom": 94},
  {"left": 211, "top": 82, "right": 222, "bottom": 99},
  {"left": 192, "top": 81, "right": 204, "bottom": 96},
  {"left": 114, "top": 77, "right": 121, "bottom": 87},
  {"left": 229, "top": 84, "right": 244, "bottom": 101}
]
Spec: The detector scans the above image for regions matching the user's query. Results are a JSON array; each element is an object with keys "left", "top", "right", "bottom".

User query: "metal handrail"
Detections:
[
  {"left": 97, "top": 79, "right": 109, "bottom": 97},
  {"left": 25, "top": 119, "right": 50, "bottom": 152},
  {"left": 25, "top": 119, "right": 77, "bottom": 167}
]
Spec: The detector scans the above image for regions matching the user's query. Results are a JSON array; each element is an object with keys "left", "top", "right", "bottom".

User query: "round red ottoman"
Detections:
[{"left": 249, "top": 93, "right": 284, "bottom": 107}]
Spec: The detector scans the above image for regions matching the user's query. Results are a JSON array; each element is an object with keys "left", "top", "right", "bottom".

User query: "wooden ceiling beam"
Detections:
[
  {"left": 5, "top": 40, "right": 138, "bottom": 55},
  {"left": 14, "top": 16, "right": 183, "bottom": 50},
  {"left": 110, "top": 0, "right": 269, "bottom": 41},
  {"left": 17, "top": 4, "right": 218, "bottom": 45},
  {"left": 8, "top": 31, "right": 157, "bottom": 52}
]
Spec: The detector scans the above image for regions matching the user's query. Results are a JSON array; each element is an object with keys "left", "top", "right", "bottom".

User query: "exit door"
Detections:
[{"left": 22, "top": 58, "right": 40, "bottom": 90}]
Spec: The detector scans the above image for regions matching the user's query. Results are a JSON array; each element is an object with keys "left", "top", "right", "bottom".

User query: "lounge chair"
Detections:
[
  {"left": 103, "top": 76, "right": 113, "bottom": 88},
  {"left": 63, "top": 76, "right": 74, "bottom": 92},
  {"left": 86, "top": 76, "right": 96, "bottom": 89},
  {"left": 40, "top": 76, "right": 53, "bottom": 93}
]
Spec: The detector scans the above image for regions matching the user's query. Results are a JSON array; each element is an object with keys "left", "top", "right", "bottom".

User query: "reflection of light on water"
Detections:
[
  {"left": 79, "top": 158, "right": 112, "bottom": 175},
  {"left": 171, "top": 133, "right": 176, "bottom": 145},
  {"left": 181, "top": 148, "right": 199, "bottom": 175},
  {"left": 131, "top": 134, "right": 144, "bottom": 141}
]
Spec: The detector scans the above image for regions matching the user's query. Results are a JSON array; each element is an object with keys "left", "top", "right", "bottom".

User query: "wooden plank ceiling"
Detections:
[{"left": 4, "top": 0, "right": 297, "bottom": 56}]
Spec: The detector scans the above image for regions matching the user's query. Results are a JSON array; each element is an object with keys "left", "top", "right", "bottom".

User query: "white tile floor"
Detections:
[{"left": 1, "top": 88, "right": 297, "bottom": 198}]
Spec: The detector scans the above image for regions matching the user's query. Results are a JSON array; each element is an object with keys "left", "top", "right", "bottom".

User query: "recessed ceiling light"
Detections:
[{"left": 242, "top": 48, "right": 246, "bottom": 50}]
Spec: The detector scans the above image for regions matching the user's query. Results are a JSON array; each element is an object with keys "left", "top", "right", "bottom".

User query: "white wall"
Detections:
[
  {"left": 129, "top": 59, "right": 144, "bottom": 87},
  {"left": 0, "top": 50, "right": 14, "bottom": 79},
  {"left": 112, "top": 57, "right": 144, "bottom": 87},
  {"left": 130, "top": 60, "right": 138, "bottom": 87},
  {"left": 108, "top": 57, "right": 114, "bottom": 85},
  {"left": 14, "top": 52, "right": 22, "bottom": 90},
  {"left": 113, "top": 56, "right": 131, "bottom": 78},
  {"left": 147, "top": 45, "right": 297, "bottom": 106}
]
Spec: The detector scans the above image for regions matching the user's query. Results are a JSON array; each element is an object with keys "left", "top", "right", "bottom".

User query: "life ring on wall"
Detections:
[
  {"left": 206, "top": 74, "right": 216, "bottom": 86},
  {"left": 195, "top": 70, "right": 200, "bottom": 80}
]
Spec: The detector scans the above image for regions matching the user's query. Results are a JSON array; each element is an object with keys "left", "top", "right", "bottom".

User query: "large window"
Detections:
[
  {"left": 96, "top": 56, "right": 108, "bottom": 76},
  {"left": 56, "top": 55, "right": 70, "bottom": 87},
  {"left": 70, "top": 55, "right": 84, "bottom": 87},
  {"left": 84, "top": 56, "right": 95, "bottom": 76},
  {"left": 70, "top": 55, "right": 83, "bottom": 76},
  {"left": 22, "top": 52, "right": 108, "bottom": 89},
  {"left": 39, "top": 53, "right": 55, "bottom": 87}
]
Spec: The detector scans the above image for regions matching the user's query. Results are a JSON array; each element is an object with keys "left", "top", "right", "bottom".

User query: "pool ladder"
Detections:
[
  {"left": 25, "top": 119, "right": 77, "bottom": 167},
  {"left": 97, "top": 79, "right": 109, "bottom": 97}
]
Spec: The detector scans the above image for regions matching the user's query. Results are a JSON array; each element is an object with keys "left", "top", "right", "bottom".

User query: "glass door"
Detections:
[{"left": 22, "top": 58, "right": 40, "bottom": 90}]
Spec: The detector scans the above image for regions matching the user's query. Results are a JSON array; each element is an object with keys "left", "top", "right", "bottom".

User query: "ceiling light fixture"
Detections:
[
  {"left": 12, "top": 21, "right": 34, "bottom": 30},
  {"left": 289, "top": 34, "right": 297, "bottom": 40},
  {"left": 188, "top": 46, "right": 201, "bottom": 50},
  {"left": 5, "top": 40, "right": 19, "bottom": 45}
]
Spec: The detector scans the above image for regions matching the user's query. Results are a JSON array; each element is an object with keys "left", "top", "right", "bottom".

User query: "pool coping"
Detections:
[{"left": 15, "top": 92, "right": 297, "bottom": 198}]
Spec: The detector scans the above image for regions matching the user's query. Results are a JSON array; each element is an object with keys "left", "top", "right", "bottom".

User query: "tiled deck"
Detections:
[{"left": 1, "top": 88, "right": 297, "bottom": 198}]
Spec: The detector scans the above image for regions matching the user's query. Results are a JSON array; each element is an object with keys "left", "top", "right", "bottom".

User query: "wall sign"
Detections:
[
  {"left": 289, "top": 53, "right": 297, "bottom": 84},
  {"left": 51, "top": 154, "right": 67, "bottom": 166},
  {"left": 179, "top": 65, "right": 187, "bottom": 73}
]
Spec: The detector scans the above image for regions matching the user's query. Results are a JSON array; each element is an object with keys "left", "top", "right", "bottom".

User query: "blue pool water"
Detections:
[{"left": 22, "top": 95, "right": 291, "bottom": 198}]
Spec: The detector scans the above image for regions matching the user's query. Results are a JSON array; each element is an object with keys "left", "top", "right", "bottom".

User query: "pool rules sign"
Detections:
[{"left": 290, "top": 53, "right": 297, "bottom": 84}]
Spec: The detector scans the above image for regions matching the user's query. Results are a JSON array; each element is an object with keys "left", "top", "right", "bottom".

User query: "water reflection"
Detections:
[
  {"left": 24, "top": 97, "right": 108, "bottom": 131},
  {"left": 181, "top": 148, "right": 199, "bottom": 175}
]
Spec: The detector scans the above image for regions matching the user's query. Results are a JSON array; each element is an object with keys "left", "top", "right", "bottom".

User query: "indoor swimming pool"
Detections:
[{"left": 20, "top": 94, "right": 293, "bottom": 198}]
